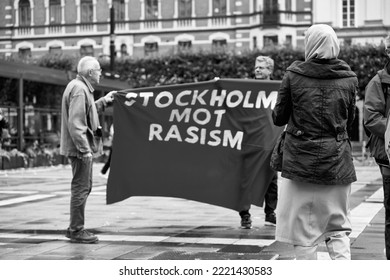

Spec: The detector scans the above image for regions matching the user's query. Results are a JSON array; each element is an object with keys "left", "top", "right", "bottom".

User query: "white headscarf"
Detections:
[{"left": 304, "top": 24, "right": 340, "bottom": 61}]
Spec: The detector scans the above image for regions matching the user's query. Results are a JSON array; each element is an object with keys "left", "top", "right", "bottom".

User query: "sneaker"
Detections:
[
  {"left": 241, "top": 214, "right": 252, "bottom": 229},
  {"left": 265, "top": 213, "right": 276, "bottom": 227},
  {"left": 70, "top": 229, "right": 99, "bottom": 244}
]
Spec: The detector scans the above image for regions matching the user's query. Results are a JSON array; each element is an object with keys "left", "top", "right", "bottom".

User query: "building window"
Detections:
[
  {"left": 49, "top": 45, "right": 62, "bottom": 55},
  {"left": 18, "top": 47, "right": 31, "bottom": 59},
  {"left": 285, "top": 0, "right": 292, "bottom": 20},
  {"left": 212, "top": 38, "right": 227, "bottom": 52},
  {"left": 213, "top": 0, "right": 226, "bottom": 16},
  {"left": 19, "top": 0, "right": 31, "bottom": 26},
  {"left": 178, "top": 40, "right": 192, "bottom": 52},
  {"left": 285, "top": 35, "right": 292, "bottom": 47},
  {"left": 145, "top": 0, "right": 158, "bottom": 20},
  {"left": 264, "top": 0, "right": 278, "bottom": 14},
  {"left": 49, "top": 0, "right": 61, "bottom": 24},
  {"left": 263, "top": 0, "right": 279, "bottom": 25},
  {"left": 285, "top": 0, "right": 292, "bottom": 10},
  {"left": 253, "top": 36, "right": 257, "bottom": 49},
  {"left": 120, "top": 43, "right": 128, "bottom": 56},
  {"left": 113, "top": 0, "right": 125, "bottom": 21},
  {"left": 81, "top": 0, "right": 93, "bottom": 23},
  {"left": 264, "top": 35, "right": 278, "bottom": 48},
  {"left": 343, "top": 38, "right": 352, "bottom": 46},
  {"left": 144, "top": 42, "right": 158, "bottom": 56},
  {"left": 342, "top": 0, "right": 355, "bottom": 27},
  {"left": 80, "top": 44, "right": 94, "bottom": 56},
  {"left": 179, "top": 0, "right": 192, "bottom": 18}
]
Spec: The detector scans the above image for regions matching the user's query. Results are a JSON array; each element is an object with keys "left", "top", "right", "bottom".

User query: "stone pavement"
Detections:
[{"left": 0, "top": 161, "right": 387, "bottom": 260}]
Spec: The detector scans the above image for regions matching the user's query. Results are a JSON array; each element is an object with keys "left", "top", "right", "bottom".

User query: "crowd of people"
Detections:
[
  {"left": 0, "top": 108, "right": 10, "bottom": 151},
  {"left": 14, "top": 23, "right": 385, "bottom": 260}
]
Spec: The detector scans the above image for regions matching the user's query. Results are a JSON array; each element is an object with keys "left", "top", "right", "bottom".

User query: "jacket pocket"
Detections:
[{"left": 86, "top": 127, "right": 99, "bottom": 153}]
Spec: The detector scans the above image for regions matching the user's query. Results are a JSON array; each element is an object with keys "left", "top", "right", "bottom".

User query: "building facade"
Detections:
[
  {"left": 0, "top": 1, "right": 389, "bottom": 60},
  {"left": 0, "top": 0, "right": 302, "bottom": 59},
  {"left": 1, "top": 0, "right": 389, "bottom": 154}
]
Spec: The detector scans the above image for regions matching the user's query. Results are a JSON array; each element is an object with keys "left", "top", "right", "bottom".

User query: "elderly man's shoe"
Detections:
[{"left": 70, "top": 229, "right": 98, "bottom": 244}]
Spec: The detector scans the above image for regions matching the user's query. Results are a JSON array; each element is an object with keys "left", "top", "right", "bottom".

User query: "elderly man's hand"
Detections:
[{"left": 104, "top": 91, "right": 117, "bottom": 103}]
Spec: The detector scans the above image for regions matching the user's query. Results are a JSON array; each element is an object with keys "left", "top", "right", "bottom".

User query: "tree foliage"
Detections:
[
  {"left": 2, "top": 44, "right": 387, "bottom": 102},
  {"left": 100, "top": 45, "right": 386, "bottom": 100}
]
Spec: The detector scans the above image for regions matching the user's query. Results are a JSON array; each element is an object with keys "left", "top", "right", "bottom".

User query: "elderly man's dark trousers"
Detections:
[{"left": 69, "top": 156, "right": 93, "bottom": 232}]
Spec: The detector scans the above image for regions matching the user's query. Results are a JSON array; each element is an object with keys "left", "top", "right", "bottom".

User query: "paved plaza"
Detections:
[{"left": 0, "top": 161, "right": 387, "bottom": 260}]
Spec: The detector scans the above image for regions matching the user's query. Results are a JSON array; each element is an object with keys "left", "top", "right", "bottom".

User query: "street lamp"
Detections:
[{"left": 110, "top": 5, "right": 115, "bottom": 72}]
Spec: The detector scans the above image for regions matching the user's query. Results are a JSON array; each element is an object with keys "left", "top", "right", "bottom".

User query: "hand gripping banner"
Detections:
[{"left": 107, "top": 78, "right": 283, "bottom": 211}]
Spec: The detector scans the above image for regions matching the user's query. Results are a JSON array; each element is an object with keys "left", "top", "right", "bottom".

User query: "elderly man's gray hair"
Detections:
[
  {"left": 77, "top": 56, "right": 99, "bottom": 76},
  {"left": 255, "top": 56, "right": 274, "bottom": 71}
]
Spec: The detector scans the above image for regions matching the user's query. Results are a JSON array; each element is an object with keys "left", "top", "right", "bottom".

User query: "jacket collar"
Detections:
[
  {"left": 377, "top": 61, "right": 390, "bottom": 84},
  {"left": 76, "top": 74, "right": 95, "bottom": 93},
  {"left": 287, "top": 58, "right": 357, "bottom": 79}
]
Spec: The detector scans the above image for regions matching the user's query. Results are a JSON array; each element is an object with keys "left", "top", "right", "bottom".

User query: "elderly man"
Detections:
[
  {"left": 239, "top": 56, "right": 278, "bottom": 229},
  {"left": 61, "top": 56, "right": 116, "bottom": 243},
  {"left": 364, "top": 35, "right": 390, "bottom": 260}
]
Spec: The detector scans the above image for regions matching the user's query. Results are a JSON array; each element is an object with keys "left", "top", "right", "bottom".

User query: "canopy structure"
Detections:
[{"left": 0, "top": 60, "right": 130, "bottom": 150}]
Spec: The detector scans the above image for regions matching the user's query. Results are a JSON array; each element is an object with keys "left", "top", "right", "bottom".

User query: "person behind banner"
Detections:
[
  {"left": 60, "top": 56, "right": 116, "bottom": 244},
  {"left": 100, "top": 123, "right": 114, "bottom": 179},
  {"left": 363, "top": 35, "right": 390, "bottom": 260},
  {"left": 272, "top": 24, "right": 357, "bottom": 260},
  {"left": 239, "top": 56, "right": 278, "bottom": 229}
]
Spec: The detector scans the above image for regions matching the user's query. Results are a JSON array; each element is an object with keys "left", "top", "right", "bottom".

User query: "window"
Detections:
[
  {"left": 145, "top": 0, "right": 158, "bottom": 20},
  {"left": 179, "top": 0, "right": 192, "bottom": 18},
  {"left": 144, "top": 42, "right": 158, "bottom": 56},
  {"left": 212, "top": 38, "right": 227, "bottom": 52},
  {"left": 342, "top": 0, "right": 355, "bottom": 27},
  {"left": 344, "top": 38, "right": 352, "bottom": 46},
  {"left": 263, "top": 0, "right": 279, "bottom": 25},
  {"left": 253, "top": 36, "right": 257, "bottom": 49},
  {"left": 81, "top": 0, "right": 93, "bottom": 23},
  {"left": 213, "top": 0, "right": 226, "bottom": 16},
  {"left": 80, "top": 44, "right": 94, "bottom": 56},
  {"left": 120, "top": 43, "right": 128, "bottom": 56},
  {"left": 285, "top": 0, "right": 292, "bottom": 10},
  {"left": 264, "top": 0, "right": 278, "bottom": 13},
  {"left": 263, "top": 35, "right": 278, "bottom": 47},
  {"left": 113, "top": 0, "right": 125, "bottom": 21},
  {"left": 18, "top": 47, "right": 31, "bottom": 59},
  {"left": 178, "top": 40, "right": 192, "bottom": 52},
  {"left": 285, "top": 35, "right": 292, "bottom": 47},
  {"left": 49, "top": 0, "right": 61, "bottom": 24},
  {"left": 285, "top": 0, "right": 292, "bottom": 20},
  {"left": 19, "top": 0, "right": 31, "bottom": 26},
  {"left": 49, "top": 45, "right": 62, "bottom": 55}
]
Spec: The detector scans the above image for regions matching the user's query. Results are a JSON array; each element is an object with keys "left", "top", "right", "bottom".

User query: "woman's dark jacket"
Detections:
[
  {"left": 273, "top": 58, "right": 358, "bottom": 185},
  {"left": 363, "top": 62, "right": 390, "bottom": 164}
]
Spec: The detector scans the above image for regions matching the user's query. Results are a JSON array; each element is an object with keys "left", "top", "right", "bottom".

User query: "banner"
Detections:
[{"left": 107, "top": 78, "right": 283, "bottom": 211}]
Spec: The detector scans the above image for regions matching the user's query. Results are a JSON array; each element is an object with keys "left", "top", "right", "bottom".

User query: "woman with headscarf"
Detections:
[{"left": 272, "top": 24, "right": 358, "bottom": 260}]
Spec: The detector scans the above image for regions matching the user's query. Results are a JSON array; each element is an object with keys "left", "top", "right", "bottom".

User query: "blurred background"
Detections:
[{"left": 0, "top": 0, "right": 388, "bottom": 168}]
